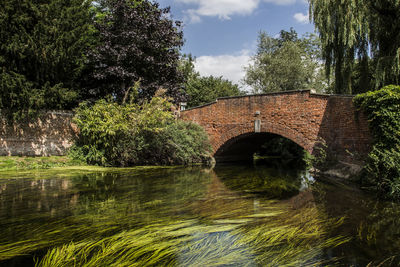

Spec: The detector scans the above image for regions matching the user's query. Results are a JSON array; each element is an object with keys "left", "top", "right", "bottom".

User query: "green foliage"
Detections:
[
  {"left": 186, "top": 75, "right": 244, "bottom": 108},
  {"left": 0, "top": 71, "right": 41, "bottom": 120},
  {"left": 87, "top": 0, "right": 184, "bottom": 102},
  {"left": 354, "top": 85, "right": 400, "bottom": 144},
  {"left": 351, "top": 57, "right": 375, "bottom": 95},
  {"left": 310, "top": 0, "right": 400, "bottom": 93},
  {"left": 71, "top": 96, "right": 211, "bottom": 166},
  {"left": 354, "top": 85, "right": 400, "bottom": 199},
  {"left": 180, "top": 55, "right": 245, "bottom": 108},
  {"left": 310, "top": 138, "right": 331, "bottom": 171},
  {"left": 142, "top": 121, "right": 212, "bottom": 165},
  {"left": 259, "top": 137, "right": 305, "bottom": 159},
  {"left": 365, "top": 146, "right": 400, "bottom": 198},
  {"left": 244, "top": 29, "right": 329, "bottom": 94},
  {"left": 0, "top": 0, "right": 187, "bottom": 118},
  {"left": 0, "top": 0, "right": 94, "bottom": 119},
  {"left": 0, "top": 0, "right": 95, "bottom": 120},
  {"left": 255, "top": 137, "right": 310, "bottom": 168}
]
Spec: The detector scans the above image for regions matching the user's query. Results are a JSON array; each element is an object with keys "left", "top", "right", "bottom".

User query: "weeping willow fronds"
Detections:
[
  {"left": 309, "top": 0, "right": 400, "bottom": 93},
  {"left": 309, "top": 0, "right": 369, "bottom": 94}
]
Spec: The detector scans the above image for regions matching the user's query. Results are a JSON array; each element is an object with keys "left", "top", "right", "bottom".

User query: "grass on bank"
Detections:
[
  {"left": 0, "top": 157, "right": 185, "bottom": 180},
  {"left": 0, "top": 156, "right": 85, "bottom": 172}
]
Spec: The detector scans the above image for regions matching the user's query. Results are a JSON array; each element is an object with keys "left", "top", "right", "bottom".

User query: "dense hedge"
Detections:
[
  {"left": 354, "top": 85, "right": 400, "bottom": 199},
  {"left": 70, "top": 97, "right": 212, "bottom": 166}
]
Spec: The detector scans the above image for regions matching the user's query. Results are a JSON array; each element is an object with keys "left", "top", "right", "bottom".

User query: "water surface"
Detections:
[{"left": 0, "top": 164, "right": 399, "bottom": 266}]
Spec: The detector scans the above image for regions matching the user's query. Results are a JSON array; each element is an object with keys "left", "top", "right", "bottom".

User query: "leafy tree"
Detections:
[
  {"left": 0, "top": 0, "right": 95, "bottom": 119},
  {"left": 87, "top": 0, "right": 184, "bottom": 102},
  {"left": 186, "top": 75, "right": 244, "bottom": 108},
  {"left": 309, "top": 0, "right": 400, "bottom": 94},
  {"left": 244, "top": 29, "right": 329, "bottom": 94},
  {"left": 180, "top": 55, "right": 245, "bottom": 108},
  {"left": 179, "top": 54, "right": 197, "bottom": 85}
]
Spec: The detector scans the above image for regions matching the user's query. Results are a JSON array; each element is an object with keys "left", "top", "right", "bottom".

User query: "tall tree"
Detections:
[
  {"left": 87, "top": 0, "right": 184, "bottom": 102},
  {"left": 309, "top": 0, "right": 400, "bottom": 94},
  {"left": 244, "top": 29, "right": 329, "bottom": 94},
  {"left": 0, "top": 0, "right": 94, "bottom": 119},
  {"left": 180, "top": 55, "right": 245, "bottom": 108}
]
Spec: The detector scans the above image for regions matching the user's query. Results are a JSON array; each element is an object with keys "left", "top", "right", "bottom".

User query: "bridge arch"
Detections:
[
  {"left": 214, "top": 124, "right": 311, "bottom": 163},
  {"left": 215, "top": 123, "right": 313, "bottom": 155},
  {"left": 180, "top": 90, "right": 371, "bottom": 164}
]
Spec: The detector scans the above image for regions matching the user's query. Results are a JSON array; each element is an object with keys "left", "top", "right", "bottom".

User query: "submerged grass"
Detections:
[
  {"left": 0, "top": 166, "right": 352, "bottom": 266},
  {"left": 34, "top": 204, "right": 350, "bottom": 267},
  {"left": 0, "top": 167, "right": 210, "bottom": 262}
]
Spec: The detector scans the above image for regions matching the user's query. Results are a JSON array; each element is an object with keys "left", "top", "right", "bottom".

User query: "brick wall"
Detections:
[
  {"left": 180, "top": 90, "right": 371, "bottom": 163},
  {"left": 0, "top": 91, "right": 372, "bottom": 161},
  {"left": 0, "top": 111, "right": 77, "bottom": 156}
]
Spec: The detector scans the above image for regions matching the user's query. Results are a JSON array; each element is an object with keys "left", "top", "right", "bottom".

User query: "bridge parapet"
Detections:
[{"left": 180, "top": 90, "right": 371, "bottom": 163}]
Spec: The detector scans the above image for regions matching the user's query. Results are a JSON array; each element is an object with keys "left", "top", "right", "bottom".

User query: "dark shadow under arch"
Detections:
[{"left": 214, "top": 132, "right": 306, "bottom": 163}]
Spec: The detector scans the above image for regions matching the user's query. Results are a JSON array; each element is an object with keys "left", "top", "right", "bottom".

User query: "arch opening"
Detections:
[{"left": 214, "top": 132, "right": 307, "bottom": 165}]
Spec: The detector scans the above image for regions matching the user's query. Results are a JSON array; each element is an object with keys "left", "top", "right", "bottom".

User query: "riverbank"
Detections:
[
  {"left": 0, "top": 156, "right": 190, "bottom": 180},
  {"left": 0, "top": 156, "right": 85, "bottom": 172}
]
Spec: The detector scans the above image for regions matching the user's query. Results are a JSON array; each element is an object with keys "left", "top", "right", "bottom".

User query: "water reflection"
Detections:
[
  {"left": 0, "top": 165, "right": 399, "bottom": 266},
  {"left": 214, "top": 164, "right": 312, "bottom": 199},
  {"left": 312, "top": 179, "right": 400, "bottom": 266}
]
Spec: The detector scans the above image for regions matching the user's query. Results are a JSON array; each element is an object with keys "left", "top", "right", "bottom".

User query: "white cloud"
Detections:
[
  {"left": 293, "top": 12, "right": 309, "bottom": 24},
  {"left": 263, "top": 0, "right": 296, "bottom": 5},
  {"left": 178, "top": 0, "right": 259, "bottom": 22},
  {"left": 177, "top": 0, "right": 306, "bottom": 23},
  {"left": 194, "top": 50, "right": 251, "bottom": 89}
]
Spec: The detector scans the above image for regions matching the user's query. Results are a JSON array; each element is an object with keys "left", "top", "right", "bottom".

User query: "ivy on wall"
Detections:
[{"left": 354, "top": 85, "right": 400, "bottom": 199}]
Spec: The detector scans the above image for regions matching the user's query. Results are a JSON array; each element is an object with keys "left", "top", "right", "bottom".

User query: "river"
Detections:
[{"left": 0, "top": 163, "right": 399, "bottom": 266}]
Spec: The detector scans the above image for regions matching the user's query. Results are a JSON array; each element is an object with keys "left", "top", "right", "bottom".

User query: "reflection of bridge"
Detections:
[{"left": 181, "top": 90, "right": 371, "bottom": 163}]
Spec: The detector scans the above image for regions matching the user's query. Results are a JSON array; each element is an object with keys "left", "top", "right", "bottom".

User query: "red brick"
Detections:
[{"left": 180, "top": 90, "right": 371, "bottom": 163}]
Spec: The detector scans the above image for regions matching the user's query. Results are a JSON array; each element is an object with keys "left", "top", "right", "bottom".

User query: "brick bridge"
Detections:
[{"left": 180, "top": 90, "right": 371, "bottom": 163}]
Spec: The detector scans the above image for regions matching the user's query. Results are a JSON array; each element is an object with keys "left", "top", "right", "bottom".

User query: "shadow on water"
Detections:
[
  {"left": 0, "top": 163, "right": 399, "bottom": 266},
  {"left": 214, "top": 159, "right": 311, "bottom": 200},
  {"left": 310, "top": 177, "right": 400, "bottom": 266}
]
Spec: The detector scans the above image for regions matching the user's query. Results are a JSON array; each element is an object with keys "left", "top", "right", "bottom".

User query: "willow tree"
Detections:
[
  {"left": 369, "top": 1, "right": 400, "bottom": 88},
  {"left": 309, "top": 0, "right": 400, "bottom": 94}
]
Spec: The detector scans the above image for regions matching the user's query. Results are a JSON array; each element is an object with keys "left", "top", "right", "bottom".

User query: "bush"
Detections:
[
  {"left": 70, "top": 97, "right": 211, "bottom": 166},
  {"left": 354, "top": 85, "right": 400, "bottom": 199}
]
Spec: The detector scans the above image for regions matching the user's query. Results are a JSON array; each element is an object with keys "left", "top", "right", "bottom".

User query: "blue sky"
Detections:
[{"left": 157, "top": 0, "right": 315, "bottom": 88}]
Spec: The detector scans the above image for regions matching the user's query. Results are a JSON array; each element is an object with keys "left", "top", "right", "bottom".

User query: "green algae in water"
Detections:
[
  {"left": 0, "top": 165, "right": 400, "bottom": 266},
  {"left": 36, "top": 206, "right": 350, "bottom": 267}
]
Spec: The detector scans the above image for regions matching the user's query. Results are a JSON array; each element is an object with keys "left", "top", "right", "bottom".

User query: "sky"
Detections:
[{"left": 157, "top": 0, "right": 315, "bottom": 89}]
